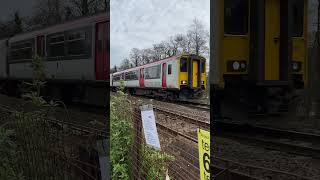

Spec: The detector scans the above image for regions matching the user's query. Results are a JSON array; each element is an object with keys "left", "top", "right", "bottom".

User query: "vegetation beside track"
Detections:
[
  {"left": 111, "top": 83, "right": 174, "bottom": 180},
  {"left": 0, "top": 55, "right": 56, "bottom": 179}
]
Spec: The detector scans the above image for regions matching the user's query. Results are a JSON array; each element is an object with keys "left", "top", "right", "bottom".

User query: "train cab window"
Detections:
[
  {"left": 168, "top": 64, "right": 172, "bottom": 75},
  {"left": 291, "top": 0, "right": 304, "bottom": 37},
  {"left": 48, "top": 34, "right": 65, "bottom": 57},
  {"left": 201, "top": 61, "right": 206, "bottom": 73},
  {"left": 67, "top": 31, "right": 87, "bottom": 56},
  {"left": 224, "top": 0, "right": 249, "bottom": 35},
  {"left": 180, "top": 58, "right": 188, "bottom": 72}
]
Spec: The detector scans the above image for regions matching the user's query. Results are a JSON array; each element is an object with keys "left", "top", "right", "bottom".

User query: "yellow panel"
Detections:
[
  {"left": 265, "top": 0, "right": 280, "bottom": 81},
  {"left": 192, "top": 60, "right": 199, "bottom": 88},
  {"left": 222, "top": 36, "right": 249, "bottom": 75}
]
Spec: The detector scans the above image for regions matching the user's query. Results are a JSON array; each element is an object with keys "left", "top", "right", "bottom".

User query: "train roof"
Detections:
[
  {"left": 112, "top": 53, "right": 206, "bottom": 75},
  {"left": 5, "top": 12, "right": 109, "bottom": 43}
]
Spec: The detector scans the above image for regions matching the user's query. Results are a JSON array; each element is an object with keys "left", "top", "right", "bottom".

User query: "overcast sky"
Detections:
[{"left": 110, "top": 0, "right": 210, "bottom": 67}]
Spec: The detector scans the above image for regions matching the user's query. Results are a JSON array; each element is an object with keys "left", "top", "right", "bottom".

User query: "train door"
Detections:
[
  {"left": 95, "top": 21, "right": 109, "bottom": 80},
  {"left": 264, "top": 0, "right": 280, "bottom": 81},
  {"left": 291, "top": 0, "right": 307, "bottom": 86},
  {"left": 192, "top": 60, "right": 199, "bottom": 88},
  {"left": 162, "top": 63, "right": 167, "bottom": 88},
  {"left": 139, "top": 68, "right": 145, "bottom": 88},
  {"left": 36, "top": 35, "right": 45, "bottom": 57}
]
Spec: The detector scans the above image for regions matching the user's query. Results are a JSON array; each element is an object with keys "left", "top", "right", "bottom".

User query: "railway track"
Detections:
[
  {"left": 128, "top": 93, "right": 210, "bottom": 111},
  {"left": 154, "top": 106, "right": 210, "bottom": 129},
  {"left": 129, "top": 93, "right": 320, "bottom": 160},
  {"left": 154, "top": 107, "right": 317, "bottom": 180},
  {"left": 0, "top": 103, "right": 107, "bottom": 138},
  {"left": 214, "top": 120, "right": 320, "bottom": 158},
  {"left": 174, "top": 100, "right": 210, "bottom": 111}
]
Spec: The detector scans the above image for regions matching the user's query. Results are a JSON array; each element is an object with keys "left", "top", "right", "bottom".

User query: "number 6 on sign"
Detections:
[{"left": 198, "top": 128, "right": 210, "bottom": 180}]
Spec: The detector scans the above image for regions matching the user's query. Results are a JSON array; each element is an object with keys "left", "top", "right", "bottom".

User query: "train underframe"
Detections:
[
  {"left": 0, "top": 78, "right": 108, "bottom": 107},
  {"left": 213, "top": 75, "right": 305, "bottom": 118},
  {"left": 113, "top": 86, "right": 205, "bottom": 100}
]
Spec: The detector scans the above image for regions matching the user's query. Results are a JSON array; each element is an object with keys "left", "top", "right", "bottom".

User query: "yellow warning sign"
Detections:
[{"left": 198, "top": 128, "right": 210, "bottom": 180}]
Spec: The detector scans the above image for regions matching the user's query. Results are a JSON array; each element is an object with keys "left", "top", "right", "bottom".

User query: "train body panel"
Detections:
[
  {"left": 4, "top": 12, "right": 108, "bottom": 82},
  {"left": 0, "top": 12, "right": 109, "bottom": 106},
  {"left": 212, "top": 0, "right": 308, "bottom": 115}
]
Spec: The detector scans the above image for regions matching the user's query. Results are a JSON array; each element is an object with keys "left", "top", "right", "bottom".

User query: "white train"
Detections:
[
  {"left": 0, "top": 12, "right": 109, "bottom": 106},
  {"left": 110, "top": 54, "right": 207, "bottom": 99}
]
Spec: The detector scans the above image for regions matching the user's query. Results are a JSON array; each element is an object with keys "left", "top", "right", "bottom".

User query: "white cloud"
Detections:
[{"left": 110, "top": 0, "right": 210, "bottom": 67}]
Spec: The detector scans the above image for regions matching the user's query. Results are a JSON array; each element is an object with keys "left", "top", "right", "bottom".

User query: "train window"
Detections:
[
  {"left": 168, "top": 64, "right": 172, "bottom": 75},
  {"left": 67, "top": 31, "right": 87, "bottom": 56},
  {"left": 113, "top": 74, "right": 121, "bottom": 81},
  {"left": 201, "top": 61, "right": 206, "bottom": 73},
  {"left": 48, "top": 34, "right": 65, "bottom": 57},
  {"left": 180, "top": 58, "right": 187, "bottom": 72},
  {"left": 125, "top": 71, "right": 138, "bottom": 81},
  {"left": 145, "top": 65, "right": 161, "bottom": 79},
  {"left": 10, "top": 40, "right": 34, "bottom": 61},
  {"left": 291, "top": 0, "right": 304, "bottom": 37},
  {"left": 224, "top": 0, "right": 248, "bottom": 35}
]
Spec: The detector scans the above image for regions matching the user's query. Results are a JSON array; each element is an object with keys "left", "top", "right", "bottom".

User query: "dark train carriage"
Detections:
[{"left": 0, "top": 12, "right": 109, "bottom": 106}]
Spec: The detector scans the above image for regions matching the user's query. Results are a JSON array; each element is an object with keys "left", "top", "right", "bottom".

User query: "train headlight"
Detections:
[
  {"left": 240, "top": 62, "right": 246, "bottom": 69},
  {"left": 202, "top": 81, "right": 205, "bottom": 84},
  {"left": 292, "top": 61, "right": 301, "bottom": 72},
  {"left": 232, "top": 61, "right": 240, "bottom": 70},
  {"left": 227, "top": 60, "right": 247, "bottom": 72},
  {"left": 181, "top": 80, "right": 187, "bottom": 84}
]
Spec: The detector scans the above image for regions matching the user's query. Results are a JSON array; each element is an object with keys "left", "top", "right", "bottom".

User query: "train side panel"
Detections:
[
  {"left": 166, "top": 60, "right": 179, "bottom": 89},
  {"left": 47, "top": 59, "right": 95, "bottom": 80}
]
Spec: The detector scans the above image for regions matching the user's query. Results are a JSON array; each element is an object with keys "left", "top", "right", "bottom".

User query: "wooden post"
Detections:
[{"left": 131, "top": 107, "right": 142, "bottom": 180}]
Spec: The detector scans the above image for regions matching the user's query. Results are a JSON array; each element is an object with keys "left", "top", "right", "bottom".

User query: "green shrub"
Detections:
[
  {"left": 141, "top": 146, "right": 175, "bottom": 179},
  {"left": 110, "top": 91, "right": 133, "bottom": 180},
  {"left": 0, "top": 127, "right": 24, "bottom": 180}
]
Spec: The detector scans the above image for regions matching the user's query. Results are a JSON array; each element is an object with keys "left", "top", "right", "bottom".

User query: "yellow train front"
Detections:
[{"left": 211, "top": 0, "right": 308, "bottom": 115}]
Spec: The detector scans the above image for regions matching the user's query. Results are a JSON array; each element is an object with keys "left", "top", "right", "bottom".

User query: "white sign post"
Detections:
[{"left": 140, "top": 104, "right": 161, "bottom": 150}]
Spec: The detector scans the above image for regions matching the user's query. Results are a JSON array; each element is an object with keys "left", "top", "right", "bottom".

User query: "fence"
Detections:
[
  {"left": 0, "top": 105, "right": 108, "bottom": 180},
  {"left": 130, "top": 104, "right": 210, "bottom": 180}
]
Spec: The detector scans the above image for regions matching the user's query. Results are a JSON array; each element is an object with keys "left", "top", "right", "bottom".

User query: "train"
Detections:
[
  {"left": 211, "top": 0, "right": 308, "bottom": 116},
  {"left": 0, "top": 12, "right": 109, "bottom": 106},
  {"left": 110, "top": 54, "right": 207, "bottom": 100}
]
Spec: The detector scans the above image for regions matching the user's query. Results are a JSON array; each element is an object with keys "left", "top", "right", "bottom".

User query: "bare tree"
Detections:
[
  {"left": 68, "top": 0, "right": 106, "bottom": 16},
  {"left": 29, "top": 0, "right": 65, "bottom": 29},
  {"left": 129, "top": 48, "right": 141, "bottom": 67},
  {"left": 120, "top": 58, "right": 131, "bottom": 70},
  {"left": 13, "top": 12, "right": 23, "bottom": 34},
  {"left": 187, "top": 18, "right": 208, "bottom": 55}
]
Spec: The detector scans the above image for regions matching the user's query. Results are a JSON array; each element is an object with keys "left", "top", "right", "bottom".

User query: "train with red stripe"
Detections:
[
  {"left": 0, "top": 12, "right": 109, "bottom": 106},
  {"left": 110, "top": 54, "right": 207, "bottom": 100}
]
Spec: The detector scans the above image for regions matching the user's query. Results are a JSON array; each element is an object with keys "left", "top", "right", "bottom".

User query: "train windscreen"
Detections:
[
  {"left": 180, "top": 58, "right": 188, "bottom": 72},
  {"left": 291, "top": 0, "right": 304, "bottom": 37},
  {"left": 224, "top": 0, "right": 249, "bottom": 35}
]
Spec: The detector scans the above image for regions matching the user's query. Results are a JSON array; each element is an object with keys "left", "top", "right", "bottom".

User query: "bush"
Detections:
[
  {"left": 110, "top": 91, "right": 133, "bottom": 180},
  {"left": 0, "top": 127, "right": 24, "bottom": 180},
  {"left": 141, "top": 146, "right": 175, "bottom": 179},
  {"left": 111, "top": 90, "right": 175, "bottom": 179}
]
